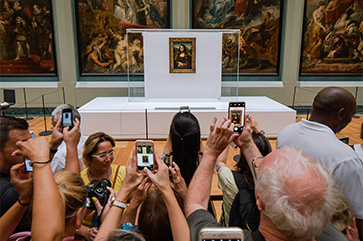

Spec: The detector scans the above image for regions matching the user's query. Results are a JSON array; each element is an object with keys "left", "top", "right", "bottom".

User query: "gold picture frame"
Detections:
[{"left": 169, "top": 38, "right": 196, "bottom": 73}]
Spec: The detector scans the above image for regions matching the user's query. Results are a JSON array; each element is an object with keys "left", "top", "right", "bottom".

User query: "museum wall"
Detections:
[{"left": 0, "top": 0, "right": 362, "bottom": 109}]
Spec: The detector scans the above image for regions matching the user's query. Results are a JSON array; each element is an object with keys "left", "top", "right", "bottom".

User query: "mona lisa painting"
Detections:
[{"left": 169, "top": 38, "right": 196, "bottom": 73}]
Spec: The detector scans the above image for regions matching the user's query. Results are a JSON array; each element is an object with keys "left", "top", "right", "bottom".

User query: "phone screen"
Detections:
[
  {"left": 229, "top": 102, "right": 245, "bottom": 133},
  {"left": 62, "top": 111, "right": 72, "bottom": 127},
  {"left": 136, "top": 143, "right": 154, "bottom": 171},
  {"left": 24, "top": 158, "right": 33, "bottom": 172}
]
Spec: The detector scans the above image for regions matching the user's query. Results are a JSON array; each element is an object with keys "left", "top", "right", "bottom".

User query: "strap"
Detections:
[
  {"left": 251, "top": 230, "right": 266, "bottom": 241},
  {"left": 112, "top": 165, "right": 121, "bottom": 189}
]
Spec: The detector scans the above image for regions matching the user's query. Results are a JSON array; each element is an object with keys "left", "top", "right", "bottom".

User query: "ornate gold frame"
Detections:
[{"left": 169, "top": 38, "right": 196, "bottom": 73}]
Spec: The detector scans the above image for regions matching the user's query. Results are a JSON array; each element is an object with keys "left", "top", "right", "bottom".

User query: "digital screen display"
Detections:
[{"left": 137, "top": 144, "right": 154, "bottom": 170}]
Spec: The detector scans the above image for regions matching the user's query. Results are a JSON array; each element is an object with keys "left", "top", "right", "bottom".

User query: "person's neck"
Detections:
[
  {"left": 308, "top": 113, "right": 337, "bottom": 133},
  {"left": 88, "top": 167, "right": 110, "bottom": 181},
  {"left": 259, "top": 214, "right": 315, "bottom": 241}
]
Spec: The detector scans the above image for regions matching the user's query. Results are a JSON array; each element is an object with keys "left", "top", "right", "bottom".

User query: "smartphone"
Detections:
[
  {"left": 228, "top": 102, "right": 246, "bottom": 133},
  {"left": 24, "top": 158, "right": 33, "bottom": 172},
  {"left": 135, "top": 140, "right": 155, "bottom": 173},
  {"left": 180, "top": 106, "right": 190, "bottom": 113},
  {"left": 199, "top": 227, "right": 244, "bottom": 241},
  {"left": 339, "top": 137, "right": 349, "bottom": 145},
  {"left": 62, "top": 108, "right": 74, "bottom": 130},
  {"left": 163, "top": 153, "right": 173, "bottom": 180}
]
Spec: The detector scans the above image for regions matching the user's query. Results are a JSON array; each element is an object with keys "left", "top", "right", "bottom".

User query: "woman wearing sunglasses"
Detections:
[{"left": 78, "top": 132, "right": 126, "bottom": 241}]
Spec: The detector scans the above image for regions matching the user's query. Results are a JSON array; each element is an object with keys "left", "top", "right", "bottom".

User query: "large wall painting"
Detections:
[
  {"left": 300, "top": 0, "right": 363, "bottom": 77},
  {"left": 74, "top": 0, "right": 170, "bottom": 77},
  {"left": 192, "top": 0, "right": 284, "bottom": 77},
  {"left": 0, "top": 0, "right": 57, "bottom": 77}
]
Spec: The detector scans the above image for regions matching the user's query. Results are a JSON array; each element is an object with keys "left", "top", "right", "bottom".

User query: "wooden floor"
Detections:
[{"left": 25, "top": 114, "right": 363, "bottom": 220}]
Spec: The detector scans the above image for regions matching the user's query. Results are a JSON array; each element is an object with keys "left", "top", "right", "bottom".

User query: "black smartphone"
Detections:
[
  {"left": 228, "top": 102, "right": 246, "bottom": 133},
  {"left": 163, "top": 153, "right": 173, "bottom": 180},
  {"left": 135, "top": 140, "right": 155, "bottom": 173},
  {"left": 24, "top": 158, "right": 33, "bottom": 172},
  {"left": 62, "top": 108, "right": 74, "bottom": 130},
  {"left": 339, "top": 137, "right": 349, "bottom": 145}
]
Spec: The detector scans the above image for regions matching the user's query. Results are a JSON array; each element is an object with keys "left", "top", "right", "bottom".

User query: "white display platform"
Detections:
[{"left": 78, "top": 97, "right": 296, "bottom": 139}]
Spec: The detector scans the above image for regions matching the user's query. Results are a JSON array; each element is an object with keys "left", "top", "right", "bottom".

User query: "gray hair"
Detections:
[
  {"left": 52, "top": 104, "right": 81, "bottom": 122},
  {"left": 107, "top": 230, "right": 145, "bottom": 241},
  {"left": 256, "top": 149, "right": 340, "bottom": 240}
]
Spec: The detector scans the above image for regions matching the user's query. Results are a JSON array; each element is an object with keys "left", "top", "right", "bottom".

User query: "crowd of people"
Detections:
[{"left": 0, "top": 86, "right": 362, "bottom": 241}]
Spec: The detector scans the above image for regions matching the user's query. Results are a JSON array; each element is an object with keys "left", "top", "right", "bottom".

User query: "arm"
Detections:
[
  {"left": 49, "top": 117, "right": 64, "bottom": 159},
  {"left": 15, "top": 137, "right": 64, "bottom": 241},
  {"left": 185, "top": 117, "right": 235, "bottom": 217},
  {"left": 145, "top": 149, "right": 190, "bottom": 241},
  {"left": 169, "top": 162, "right": 188, "bottom": 201},
  {"left": 63, "top": 118, "right": 81, "bottom": 175},
  {"left": 233, "top": 115, "right": 262, "bottom": 181},
  {"left": 95, "top": 149, "right": 146, "bottom": 241},
  {"left": 215, "top": 146, "right": 229, "bottom": 172},
  {"left": 0, "top": 163, "right": 33, "bottom": 240}
]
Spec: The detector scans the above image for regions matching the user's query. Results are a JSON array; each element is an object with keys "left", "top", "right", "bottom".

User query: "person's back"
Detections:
[{"left": 276, "top": 87, "right": 363, "bottom": 239}]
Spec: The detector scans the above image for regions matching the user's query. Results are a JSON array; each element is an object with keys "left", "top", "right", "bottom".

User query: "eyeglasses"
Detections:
[
  {"left": 251, "top": 156, "right": 264, "bottom": 180},
  {"left": 91, "top": 150, "right": 116, "bottom": 159}
]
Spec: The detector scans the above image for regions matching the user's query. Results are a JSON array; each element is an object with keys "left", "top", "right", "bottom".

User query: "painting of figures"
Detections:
[
  {"left": 0, "top": 0, "right": 56, "bottom": 76},
  {"left": 169, "top": 37, "right": 196, "bottom": 73},
  {"left": 74, "top": 0, "right": 170, "bottom": 76},
  {"left": 300, "top": 0, "right": 363, "bottom": 75},
  {"left": 192, "top": 0, "right": 284, "bottom": 75}
]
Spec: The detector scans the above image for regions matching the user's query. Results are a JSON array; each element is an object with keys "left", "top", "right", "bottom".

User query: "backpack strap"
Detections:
[
  {"left": 112, "top": 165, "right": 121, "bottom": 189},
  {"left": 251, "top": 230, "right": 266, "bottom": 241}
]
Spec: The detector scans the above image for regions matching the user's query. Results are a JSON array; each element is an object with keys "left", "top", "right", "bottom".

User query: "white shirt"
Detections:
[
  {"left": 50, "top": 135, "right": 88, "bottom": 173},
  {"left": 277, "top": 119, "right": 363, "bottom": 219},
  {"left": 353, "top": 144, "right": 363, "bottom": 161}
]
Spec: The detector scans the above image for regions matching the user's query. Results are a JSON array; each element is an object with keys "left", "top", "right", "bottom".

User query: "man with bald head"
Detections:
[
  {"left": 185, "top": 117, "right": 347, "bottom": 241},
  {"left": 277, "top": 86, "right": 363, "bottom": 239}
]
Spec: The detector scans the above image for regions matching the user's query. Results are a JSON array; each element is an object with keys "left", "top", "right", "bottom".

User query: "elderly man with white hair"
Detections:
[
  {"left": 49, "top": 103, "right": 87, "bottom": 174},
  {"left": 185, "top": 116, "right": 348, "bottom": 241}
]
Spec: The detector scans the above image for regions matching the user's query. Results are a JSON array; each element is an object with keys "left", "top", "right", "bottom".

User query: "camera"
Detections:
[{"left": 85, "top": 178, "right": 111, "bottom": 209}]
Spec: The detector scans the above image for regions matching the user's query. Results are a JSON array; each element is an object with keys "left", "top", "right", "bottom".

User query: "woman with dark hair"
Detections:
[
  {"left": 215, "top": 116, "right": 272, "bottom": 227},
  {"left": 174, "top": 44, "right": 191, "bottom": 69},
  {"left": 164, "top": 112, "right": 202, "bottom": 186}
]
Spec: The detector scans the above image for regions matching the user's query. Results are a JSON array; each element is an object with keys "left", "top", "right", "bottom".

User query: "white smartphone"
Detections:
[
  {"left": 135, "top": 140, "right": 155, "bottom": 173},
  {"left": 228, "top": 102, "right": 246, "bottom": 134},
  {"left": 199, "top": 227, "right": 244, "bottom": 241}
]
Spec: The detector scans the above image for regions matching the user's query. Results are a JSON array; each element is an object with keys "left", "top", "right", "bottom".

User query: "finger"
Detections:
[
  {"left": 144, "top": 168, "right": 155, "bottom": 181},
  {"left": 351, "top": 216, "right": 357, "bottom": 228},
  {"left": 10, "top": 163, "right": 25, "bottom": 174},
  {"left": 138, "top": 176, "right": 148, "bottom": 191},
  {"left": 222, "top": 118, "right": 231, "bottom": 129},
  {"left": 56, "top": 116, "right": 62, "bottom": 128},
  {"left": 210, "top": 117, "right": 217, "bottom": 132},
  {"left": 169, "top": 165, "right": 177, "bottom": 176},
  {"left": 215, "top": 118, "right": 227, "bottom": 133},
  {"left": 92, "top": 197, "right": 103, "bottom": 215}
]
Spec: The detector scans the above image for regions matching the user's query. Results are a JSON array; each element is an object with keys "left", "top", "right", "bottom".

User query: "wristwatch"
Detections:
[{"left": 109, "top": 197, "right": 127, "bottom": 209}]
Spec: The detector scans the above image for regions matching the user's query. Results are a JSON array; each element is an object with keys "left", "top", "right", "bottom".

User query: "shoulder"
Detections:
[
  {"left": 80, "top": 168, "right": 90, "bottom": 185},
  {"left": 315, "top": 223, "right": 348, "bottom": 241},
  {"left": 187, "top": 209, "right": 221, "bottom": 241}
]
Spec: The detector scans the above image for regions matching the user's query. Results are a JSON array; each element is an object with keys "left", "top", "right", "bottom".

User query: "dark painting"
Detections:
[
  {"left": 300, "top": 0, "right": 363, "bottom": 75},
  {"left": 169, "top": 37, "right": 196, "bottom": 73},
  {"left": 192, "top": 0, "right": 284, "bottom": 75},
  {"left": 74, "top": 0, "right": 170, "bottom": 76},
  {"left": 0, "top": 0, "right": 57, "bottom": 76}
]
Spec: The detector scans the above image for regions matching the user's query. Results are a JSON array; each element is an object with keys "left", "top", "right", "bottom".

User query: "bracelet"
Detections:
[
  {"left": 29, "top": 159, "right": 51, "bottom": 167},
  {"left": 50, "top": 149, "right": 58, "bottom": 154},
  {"left": 18, "top": 198, "right": 29, "bottom": 206}
]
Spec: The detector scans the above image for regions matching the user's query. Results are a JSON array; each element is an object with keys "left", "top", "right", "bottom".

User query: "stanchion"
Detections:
[
  {"left": 22, "top": 88, "right": 33, "bottom": 120},
  {"left": 39, "top": 95, "right": 52, "bottom": 136},
  {"left": 62, "top": 87, "right": 66, "bottom": 104}
]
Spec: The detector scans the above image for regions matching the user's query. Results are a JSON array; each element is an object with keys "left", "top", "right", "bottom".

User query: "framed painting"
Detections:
[
  {"left": 169, "top": 37, "right": 196, "bottom": 73},
  {"left": 300, "top": 0, "right": 363, "bottom": 76},
  {"left": 192, "top": 0, "right": 284, "bottom": 76},
  {"left": 0, "top": 0, "right": 57, "bottom": 77},
  {"left": 73, "top": 0, "right": 171, "bottom": 78}
]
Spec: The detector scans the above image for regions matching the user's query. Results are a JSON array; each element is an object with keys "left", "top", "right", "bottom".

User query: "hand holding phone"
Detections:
[
  {"left": 135, "top": 140, "right": 155, "bottom": 173},
  {"left": 228, "top": 102, "right": 246, "bottom": 134}
]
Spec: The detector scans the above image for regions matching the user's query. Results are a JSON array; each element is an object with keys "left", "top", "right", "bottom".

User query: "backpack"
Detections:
[{"left": 229, "top": 171, "right": 260, "bottom": 231}]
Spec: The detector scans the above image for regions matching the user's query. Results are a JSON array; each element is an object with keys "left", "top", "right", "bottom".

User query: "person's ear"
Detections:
[
  {"left": 337, "top": 107, "right": 346, "bottom": 122},
  {"left": 255, "top": 192, "right": 264, "bottom": 211},
  {"left": 75, "top": 208, "right": 85, "bottom": 228}
]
